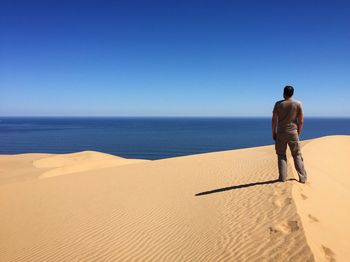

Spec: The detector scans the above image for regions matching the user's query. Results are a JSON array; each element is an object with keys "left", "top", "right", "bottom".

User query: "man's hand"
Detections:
[
  {"left": 297, "top": 111, "right": 303, "bottom": 137},
  {"left": 272, "top": 112, "right": 277, "bottom": 141},
  {"left": 273, "top": 132, "right": 277, "bottom": 141}
]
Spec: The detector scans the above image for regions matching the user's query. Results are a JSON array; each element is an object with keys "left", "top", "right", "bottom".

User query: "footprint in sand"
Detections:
[
  {"left": 322, "top": 245, "right": 336, "bottom": 262},
  {"left": 274, "top": 184, "right": 288, "bottom": 196},
  {"left": 272, "top": 183, "right": 291, "bottom": 208},
  {"left": 269, "top": 220, "right": 299, "bottom": 235},
  {"left": 308, "top": 214, "right": 319, "bottom": 223},
  {"left": 284, "top": 197, "right": 292, "bottom": 205},
  {"left": 273, "top": 197, "right": 292, "bottom": 208},
  {"left": 300, "top": 193, "right": 308, "bottom": 200},
  {"left": 287, "top": 220, "right": 299, "bottom": 232}
]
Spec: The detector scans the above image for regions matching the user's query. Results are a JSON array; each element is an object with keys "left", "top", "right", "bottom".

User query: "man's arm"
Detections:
[
  {"left": 272, "top": 112, "right": 277, "bottom": 140},
  {"left": 297, "top": 111, "right": 304, "bottom": 135}
]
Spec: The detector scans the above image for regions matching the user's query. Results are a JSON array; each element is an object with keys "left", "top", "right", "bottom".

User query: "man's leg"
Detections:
[
  {"left": 293, "top": 155, "right": 307, "bottom": 183},
  {"left": 275, "top": 133, "right": 288, "bottom": 182},
  {"left": 277, "top": 154, "right": 288, "bottom": 182},
  {"left": 288, "top": 134, "right": 307, "bottom": 183}
]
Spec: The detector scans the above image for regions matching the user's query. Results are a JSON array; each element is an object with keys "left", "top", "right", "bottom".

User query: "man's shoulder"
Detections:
[
  {"left": 273, "top": 100, "right": 284, "bottom": 113},
  {"left": 292, "top": 99, "right": 303, "bottom": 106},
  {"left": 277, "top": 99, "right": 302, "bottom": 106},
  {"left": 274, "top": 99, "right": 285, "bottom": 106}
]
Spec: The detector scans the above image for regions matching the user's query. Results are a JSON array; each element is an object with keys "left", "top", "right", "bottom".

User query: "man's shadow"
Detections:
[{"left": 195, "top": 178, "right": 297, "bottom": 196}]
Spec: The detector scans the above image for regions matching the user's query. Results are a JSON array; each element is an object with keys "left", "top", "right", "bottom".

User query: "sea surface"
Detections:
[{"left": 1, "top": 117, "right": 349, "bottom": 160}]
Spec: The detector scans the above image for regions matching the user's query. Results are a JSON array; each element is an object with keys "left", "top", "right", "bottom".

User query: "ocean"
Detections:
[{"left": 1, "top": 117, "right": 349, "bottom": 160}]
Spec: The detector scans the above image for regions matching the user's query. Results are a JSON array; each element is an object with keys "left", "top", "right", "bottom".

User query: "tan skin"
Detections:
[{"left": 272, "top": 95, "right": 304, "bottom": 140}]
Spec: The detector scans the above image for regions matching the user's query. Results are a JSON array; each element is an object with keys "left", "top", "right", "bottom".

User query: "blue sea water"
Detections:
[{"left": 0, "top": 117, "right": 349, "bottom": 160}]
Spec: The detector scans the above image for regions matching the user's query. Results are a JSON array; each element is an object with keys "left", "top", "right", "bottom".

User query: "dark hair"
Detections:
[{"left": 284, "top": 85, "right": 294, "bottom": 97}]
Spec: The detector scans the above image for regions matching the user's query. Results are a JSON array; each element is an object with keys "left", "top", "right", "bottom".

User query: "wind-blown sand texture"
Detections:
[{"left": 0, "top": 136, "right": 349, "bottom": 261}]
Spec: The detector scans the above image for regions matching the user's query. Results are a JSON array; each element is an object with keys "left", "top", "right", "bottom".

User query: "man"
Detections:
[{"left": 272, "top": 85, "right": 307, "bottom": 183}]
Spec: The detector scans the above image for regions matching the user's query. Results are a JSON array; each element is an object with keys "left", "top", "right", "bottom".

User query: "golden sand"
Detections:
[{"left": 0, "top": 136, "right": 349, "bottom": 261}]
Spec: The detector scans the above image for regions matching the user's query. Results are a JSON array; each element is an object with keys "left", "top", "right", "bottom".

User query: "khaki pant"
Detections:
[{"left": 275, "top": 132, "right": 307, "bottom": 182}]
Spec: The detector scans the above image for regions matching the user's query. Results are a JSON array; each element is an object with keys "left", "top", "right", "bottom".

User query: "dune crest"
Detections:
[{"left": 33, "top": 151, "right": 149, "bottom": 179}]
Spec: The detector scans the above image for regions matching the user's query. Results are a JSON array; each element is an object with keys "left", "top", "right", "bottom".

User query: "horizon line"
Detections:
[{"left": 1, "top": 115, "right": 349, "bottom": 118}]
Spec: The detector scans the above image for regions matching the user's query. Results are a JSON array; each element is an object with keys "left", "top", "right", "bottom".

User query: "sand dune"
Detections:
[
  {"left": 33, "top": 151, "right": 149, "bottom": 179},
  {"left": 0, "top": 151, "right": 148, "bottom": 184},
  {"left": 0, "top": 136, "right": 349, "bottom": 261},
  {"left": 0, "top": 153, "right": 50, "bottom": 184}
]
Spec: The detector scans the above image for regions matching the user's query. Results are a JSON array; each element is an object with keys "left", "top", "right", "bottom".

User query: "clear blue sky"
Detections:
[{"left": 1, "top": 0, "right": 349, "bottom": 117}]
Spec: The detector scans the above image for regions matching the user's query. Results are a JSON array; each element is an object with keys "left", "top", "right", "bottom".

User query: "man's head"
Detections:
[{"left": 283, "top": 85, "right": 294, "bottom": 99}]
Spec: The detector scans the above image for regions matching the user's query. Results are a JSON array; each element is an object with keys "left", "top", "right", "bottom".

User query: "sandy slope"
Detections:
[
  {"left": 0, "top": 136, "right": 349, "bottom": 261},
  {"left": 292, "top": 136, "right": 350, "bottom": 262}
]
